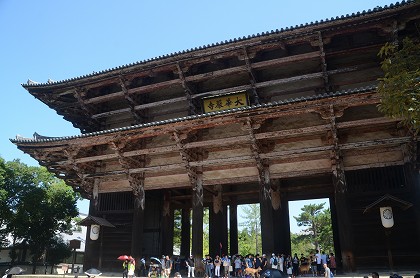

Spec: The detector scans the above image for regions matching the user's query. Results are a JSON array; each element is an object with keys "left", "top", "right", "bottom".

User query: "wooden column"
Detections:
[
  {"left": 209, "top": 185, "right": 224, "bottom": 257},
  {"left": 244, "top": 118, "right": 274, "bottom": 255},
  {"left": 329, "top": 195, "right": 342, "bottom": 270},
  {"left": 172, "top": 130, "right": 204, "bottom": 264},
  {"left": 333, "top": 170, "right": 355, "bottom": 272},
  {"left": 222, "top": 204, "right": 228, "bottom": 256},
  {"left": 260, "top": 166, "right": 275, "bottom": 255},
  {"left": 272, "top": 186, "right": 291, "bottom": 255},
  {"left": 83, "top": 199, "right": 99, "bottom": 269},
  {"left": 280, "top": 196, "right": 291, "bottom": 256},
  {"left": 229, "top": 200, "right": 239, "bottom": 256},
  {"left": 327, "top": 106, "right": 355, "bottom": 272},
  {"left": 161, "top": 191, "right": 174, "bottom": 256},
  {"left": 180, "top": 207, "right": 191, "bottom": 257},
  {"left": 191, "top": 175, "right": 204, "bottom": 264},
  {"left": 130, "top": 174, "right": 145, "bottom": 258}
]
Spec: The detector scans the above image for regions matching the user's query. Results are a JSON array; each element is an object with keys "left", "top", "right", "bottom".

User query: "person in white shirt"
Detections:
[
  {"left": 315, "top": 250, "right": 322, "bottom": 276},
  {"left": 323, "top": 263, "right": 331, "bottom": 278},
  {"left": 269, "top": 253, "right": 278, "bottom": 269},
  {"left": 278, "top": 254, "right": 284, "bottom": 272}
]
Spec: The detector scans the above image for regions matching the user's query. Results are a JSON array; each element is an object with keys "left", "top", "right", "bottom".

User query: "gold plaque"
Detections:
[{"left": 203, "top": 92, "right": 249, "bottom": 113}]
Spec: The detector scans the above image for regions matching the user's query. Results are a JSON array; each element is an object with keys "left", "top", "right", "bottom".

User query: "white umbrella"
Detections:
[
  {"left": 6, "top": 267, "right": 25, "bottom": 275},
  {"left": 84, "top": 268, "right": 102, "bottom": 277}
]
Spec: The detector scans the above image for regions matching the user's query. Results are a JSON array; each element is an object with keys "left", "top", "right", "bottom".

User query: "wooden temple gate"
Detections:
[{"left": 13, "top": 1, "right": 420, "bottom": 272}]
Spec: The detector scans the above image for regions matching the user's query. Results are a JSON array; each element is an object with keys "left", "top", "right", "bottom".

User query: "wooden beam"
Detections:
[
  {"left": 343, "top": 161, "right": 404, "bottom": 171},
  {"left": 336, "top": 117, "right": 399, "bottom": 129},
  {"left": 39, "top": 117, "right": 399, "bottom": 168},
  {"left": 340, "top": 137, "right": 411, "bottom": 150},
  {"left": 251, "top": 51, "right": 320, "bottom": 69},
  {"left": 91, "top": 96, "right": 187, "bottom": 119}
]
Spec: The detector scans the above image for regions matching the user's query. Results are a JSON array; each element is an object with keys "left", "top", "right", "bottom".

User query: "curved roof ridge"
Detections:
[
  {"left": 21, "top": 0, "right": 415, "bottom": 88},
  {"left": 11, "top": 85, "right": 377, "bottom": 143}
]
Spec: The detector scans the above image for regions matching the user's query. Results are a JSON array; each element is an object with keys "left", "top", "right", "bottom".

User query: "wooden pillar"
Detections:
[
  {"left": 222, "top": 204, "right": 228, "bottom": 256},
  {"left": 192, "top": 175, "right": 204, "bottom": 264},
  {"left": 280, "top": 197, "right": 291, "bottom": 256},
  {"left": 209, "top": 185, "right": 224, "bottom": 257},
  {"left": 130, "top": 174, "right": 145, "bottom": 258},
  {"left": 83, "top": 199, "right": 99, "bottom": 269},
  {"left": 161, "top": 191, "right": 174, "bottom": 256},
  {"left": 181, "top": 207, "right": 191, "bottom": 257},
  {"left": 272, "top": 187, "right": 291, "bottom": 255},
  {"left": 324, "top": 105, "right": 355, "bottom": 273},
  {"left": 333, "top": 168, "right": 355, "bottom": 272},
  {"left": 260, "top": 167, "right": 275, "bottom": 255},
  {"left": 229, "top": 200, "right": 239, "bottom": 256},
  {"left": 83, "top": 180, "right": 100, "bottom": 269},
  {"left": 329, "top": 195, "right": 342, "bottom": 269}
]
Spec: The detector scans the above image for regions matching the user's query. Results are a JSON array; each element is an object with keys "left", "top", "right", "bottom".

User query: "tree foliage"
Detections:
[
  {"left": 290, "top": 233, "right": 314, "bottom": 257},
  {"left": 239, "top": 204, "right": 262, "bottom": 255},
  {"left": 0, "top": 157, "right": 79, "bottom": 271},
  {"left": 173, "top": 209, "right": 182, "bottom": 253},
  {"left": 293, "top": 203, "right": 333, "bottom": 253},
  {"left": 203, "top": 207, "right": 209, "bottom": 256},
  {"left": 377, "top": 37, "right": 420, "bottom": 134},
  {"left": 46, "top": 236, "right": 72, "bottom": 269}
]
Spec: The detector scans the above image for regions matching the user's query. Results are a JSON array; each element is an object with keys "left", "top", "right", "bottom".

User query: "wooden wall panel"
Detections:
[
  {"left": 203, "top": 167, "right": 258, "bottom": 180},
  {"left": 270, "top": 159, "right": 331, "bottom": 173},
  {"left": 343, "top": 151, "right": 403, "bottom": 167}
]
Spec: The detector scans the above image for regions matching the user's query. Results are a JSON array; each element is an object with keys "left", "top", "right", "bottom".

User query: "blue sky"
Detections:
[{"left": 1, "top": 0, "right": 392, "bottom": 231}]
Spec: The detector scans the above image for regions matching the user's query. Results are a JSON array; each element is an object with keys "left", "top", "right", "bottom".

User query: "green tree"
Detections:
[
  {"left": 0, "top": 158, "right": 79, "bottom": 272},
  {"left": 71, "top": 216, "right": 83, "bottom": 233},
  {"left": 0, "top": 157, "right": 9, "bottom": 246},
  {"left": 46, "top": 236, "right": 72, "bottom": 273},
  {"left": 290, "top": 233, "right": 313, "bottom": 257},
  {"left": 293, "top": 203, "right": 333, "bottom": 253},
  {"left": 377, "top": 38, "right": 420, "bottom": 134},
  {"left": 316, "top": 208, "right": 333, "bottom": 252},
  {"left": 238, "top": 228, "right": 254, "bottom": 256},
  {"left": 239, "top": 204, "right": 261, "bottom": 255},
  {"left": 203, "top": 207, "right": 209, "bottom": 256},
  {"left": 173, "top": 209, "right": 182, "bottom": 253}
]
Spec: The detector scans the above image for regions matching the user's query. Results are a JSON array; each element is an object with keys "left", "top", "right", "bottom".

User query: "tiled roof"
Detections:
[
  {"left": 78, "top": 215, "right": 116, "bottom": 227},
  {"left": 21, "top": 0, "right": 415, "bottom": 88},
  {"left": 10, "top": 85, "right": 377, "bottom": 143}
]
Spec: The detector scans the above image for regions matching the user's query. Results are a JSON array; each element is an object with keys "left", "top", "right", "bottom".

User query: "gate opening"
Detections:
[{"left": 289, "top": 198, "right": 335, "bottom": 259}]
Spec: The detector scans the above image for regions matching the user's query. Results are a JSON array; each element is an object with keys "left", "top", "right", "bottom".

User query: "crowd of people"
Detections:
[{"left": 120, "top": 251, "right": 337, "bottom": 278}]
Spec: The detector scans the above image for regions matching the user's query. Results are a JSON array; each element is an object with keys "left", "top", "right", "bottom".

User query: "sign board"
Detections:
[
  {"left": 69, "top": 239, "right": 81, "bottom": 249},
  {"left": 203, "top": 91, "right": 249, "bottom": 113}
]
